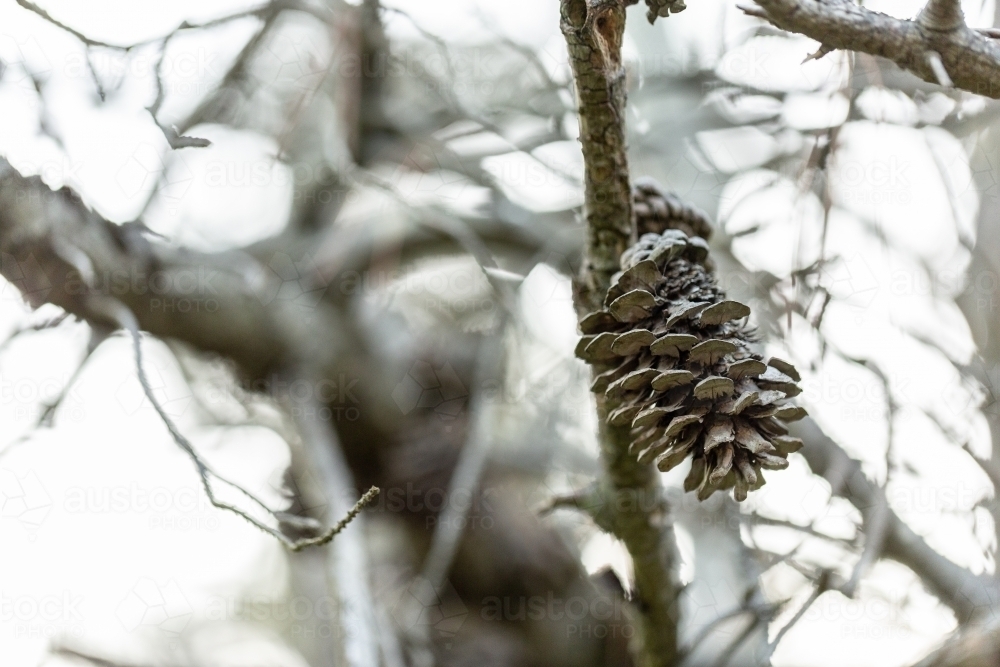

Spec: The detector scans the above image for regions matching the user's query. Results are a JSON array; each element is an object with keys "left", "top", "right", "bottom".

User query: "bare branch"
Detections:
[
  {"left": 562, "top": 0, "right": 635, "bottom": 311},
  {"left": 419, "top": 335, "right": 504, "bottom": 590},
  {"left": 87, "top": 296, "right": 378, "bottom": 551},
  {"left": 792, "top": 417, "right": 1000, "bottom": 621},
  {"left": 842, "top": 499, "right": 890, "bottom": 598},
  {"left": 712, "top": 616, "right": 765, "bottom": 667},
  {"left": 681, "top": 598, "right": 784, "bottom": 660},
  {"left": 16, "top": 0, "right": 290, "bottom": 51},
  {"left": 14, "top": 0, "right": 121, "bottom": 48},
  {"left": 560, "top": 3, "right": 681, "bottom": 666},
  {"left": 744, "top": 513, "right": 860, "bottom": 547},
  {"left": 0, "top": 312, "right": 69, "bottom": 356},
  {"left": 750, "top": 0, "right": 1000, "bottom": 98},
  {"left": 50, "top": 645, "right": 160, "bottom": 667},
  {"left": 762, "top": 574, "right": 829, "bottom": 662},
  {"left": 290, "top": 375, "right": 384, "bottom": 667},
  {"left": 36, "top": 326, "right": 108, "bottom": 427}
]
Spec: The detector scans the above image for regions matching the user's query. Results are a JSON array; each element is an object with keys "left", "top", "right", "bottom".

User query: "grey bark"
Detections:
[
  {"left": 750, "top": 0, "right": 1000, "bottom": 98},
  {"left": 561, "top": 2, "right": 682, "bottom": 665}
]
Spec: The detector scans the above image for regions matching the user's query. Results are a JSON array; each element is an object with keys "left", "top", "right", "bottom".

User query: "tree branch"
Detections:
[
  {"left": 791, "top": 417, "right": 1000, "bottom": 621},
  {"left": 91, "top": 295, "right": 379, "bottom": 551},
  {"left": 291, "top": 372, "right": 384, "bottom": 666},
  {"left": 747, "top": 0, "right": 1000, "bottom": 98},
  {"left": 560, "top": 2, "right": 681, "bottom": 666},
  {"left": 562, "top": 0, "right": 635, "bottom": 312}
]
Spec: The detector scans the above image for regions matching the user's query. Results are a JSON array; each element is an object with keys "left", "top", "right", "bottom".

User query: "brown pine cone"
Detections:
[
  {"left": 575, "top": 230, "right": 806, "bottom": 502},
  {"left": 642, "top": 0, "right": 687, "bottom": 23},
  {"left": 633, "top": 177, "right": 713, "bottom": 240}
]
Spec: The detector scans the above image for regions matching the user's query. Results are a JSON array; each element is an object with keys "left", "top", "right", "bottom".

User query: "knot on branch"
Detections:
[
  {"left": 917, "top": 0, "right": 965, "bottom": 32},
  {"left": 587, "top": 1, "right": 628, "bottom": 71},
  {"left": 592, "top": 6, "right": 625, "bottom": 72},
  {"left": 561, "top": 1, "right": 628, "bottom": 72}
]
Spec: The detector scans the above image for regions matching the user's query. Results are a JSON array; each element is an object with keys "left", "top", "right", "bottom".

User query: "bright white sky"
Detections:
[{"left": 0, "top": 0, "right": 995, "bottom": 666}]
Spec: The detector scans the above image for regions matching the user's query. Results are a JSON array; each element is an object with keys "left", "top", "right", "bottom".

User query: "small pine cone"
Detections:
[
  {"left": 575, "top": 229, "right": 806, "bottom": 502},
  {"left": 643, "top": 0, "right": 687, "bottom": 23},
  {"left": 633, "top": 177, "right": 713, "bottom": 241}
]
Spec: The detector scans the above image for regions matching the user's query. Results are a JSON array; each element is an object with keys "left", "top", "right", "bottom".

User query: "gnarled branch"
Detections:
[{"left": 746, "top": 0, "right": 1000, "bottom": 98}]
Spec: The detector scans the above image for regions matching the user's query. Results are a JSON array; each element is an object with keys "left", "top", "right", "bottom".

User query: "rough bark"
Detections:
[
  {"left": 562, "top": 0, "right": 636, "bottom": 313},
  {"left": 749, "top": 0, "right": 1000, "bottom": 98},
  {"left": 561, "top": 2, "right": 681, "bottom": 666}
]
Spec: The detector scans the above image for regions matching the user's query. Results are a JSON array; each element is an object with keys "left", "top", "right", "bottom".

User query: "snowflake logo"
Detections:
[
  {"left": 391, "top": 576, "right": 468, "bottom": 642},
  {"left": 116, "top": 578, "right": 193, "bottom": 635},
  {"left": 820, "top": 252, "right": 880, "bottom": 310},
  {"left": 674, "top": 577, "right": 747, "bottom": 637},
  {"left": 0, "top": 468, "right": 51, "bottom": 534},
  {"left": 391, "top": 361, "right": 468, "bottom": 419},
  {"left": 264, "top": 31, "right": 329, "bottom": 94},
  {"left": 115, "top": 143, "right": 193, "bottom": 202},
  {"left": 0, "top": 252, "right": 51, "bottom": 304},
  {"left": 114, "top": 363, "right": 192, "bottom": 420},
  {"left": 256, "top": 252, "right": 328, "bottom": 307},
  {"left": 0, "top": 35, "right": 52, "bottom": 90},
  {"left": 385, "top": 143, "right": 470, "bottom": 207}
]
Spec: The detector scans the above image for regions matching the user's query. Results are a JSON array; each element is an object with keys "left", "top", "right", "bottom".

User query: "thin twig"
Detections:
[
  {"left": 419, "top": 334, "right": 504, "bottom": 590},
  {"left": 762, "top": 575, "right": 829, "bottom": 662},
  {"left": 711, "top": 616, "right": 763, "bottom": 667},
  {"left": 745, "top": 513, "right": 860, "bottom": 547},
  {"left": 681, "top": 599, "right": 784, "bottom": 660},
  {"left": 926, "top": 51, "right": 954, "bottom": 87},
  {"left": 88, "top": 295, "right": 378, "bottom": 551},
  {"left": 0, "top": 312, "right": 70, "bottom": 356},
  {"left": 291, "top": 372, "right": 384, "bottom": 667}
]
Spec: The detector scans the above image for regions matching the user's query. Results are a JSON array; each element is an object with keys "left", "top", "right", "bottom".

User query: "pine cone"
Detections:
[
  {"left": 633, "top": 177, "right": 713, "bottom": 240},
  {"left": 643, "top": 0, "right": 687, "bottom": 23},
  {"left": 575, "top": 230, "right": 806, "bottom": 502}
]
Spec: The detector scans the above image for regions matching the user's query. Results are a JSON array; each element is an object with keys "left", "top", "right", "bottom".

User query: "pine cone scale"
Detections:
[{"left": 576, "top": 180, "right": 806, "bottom": 501}]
